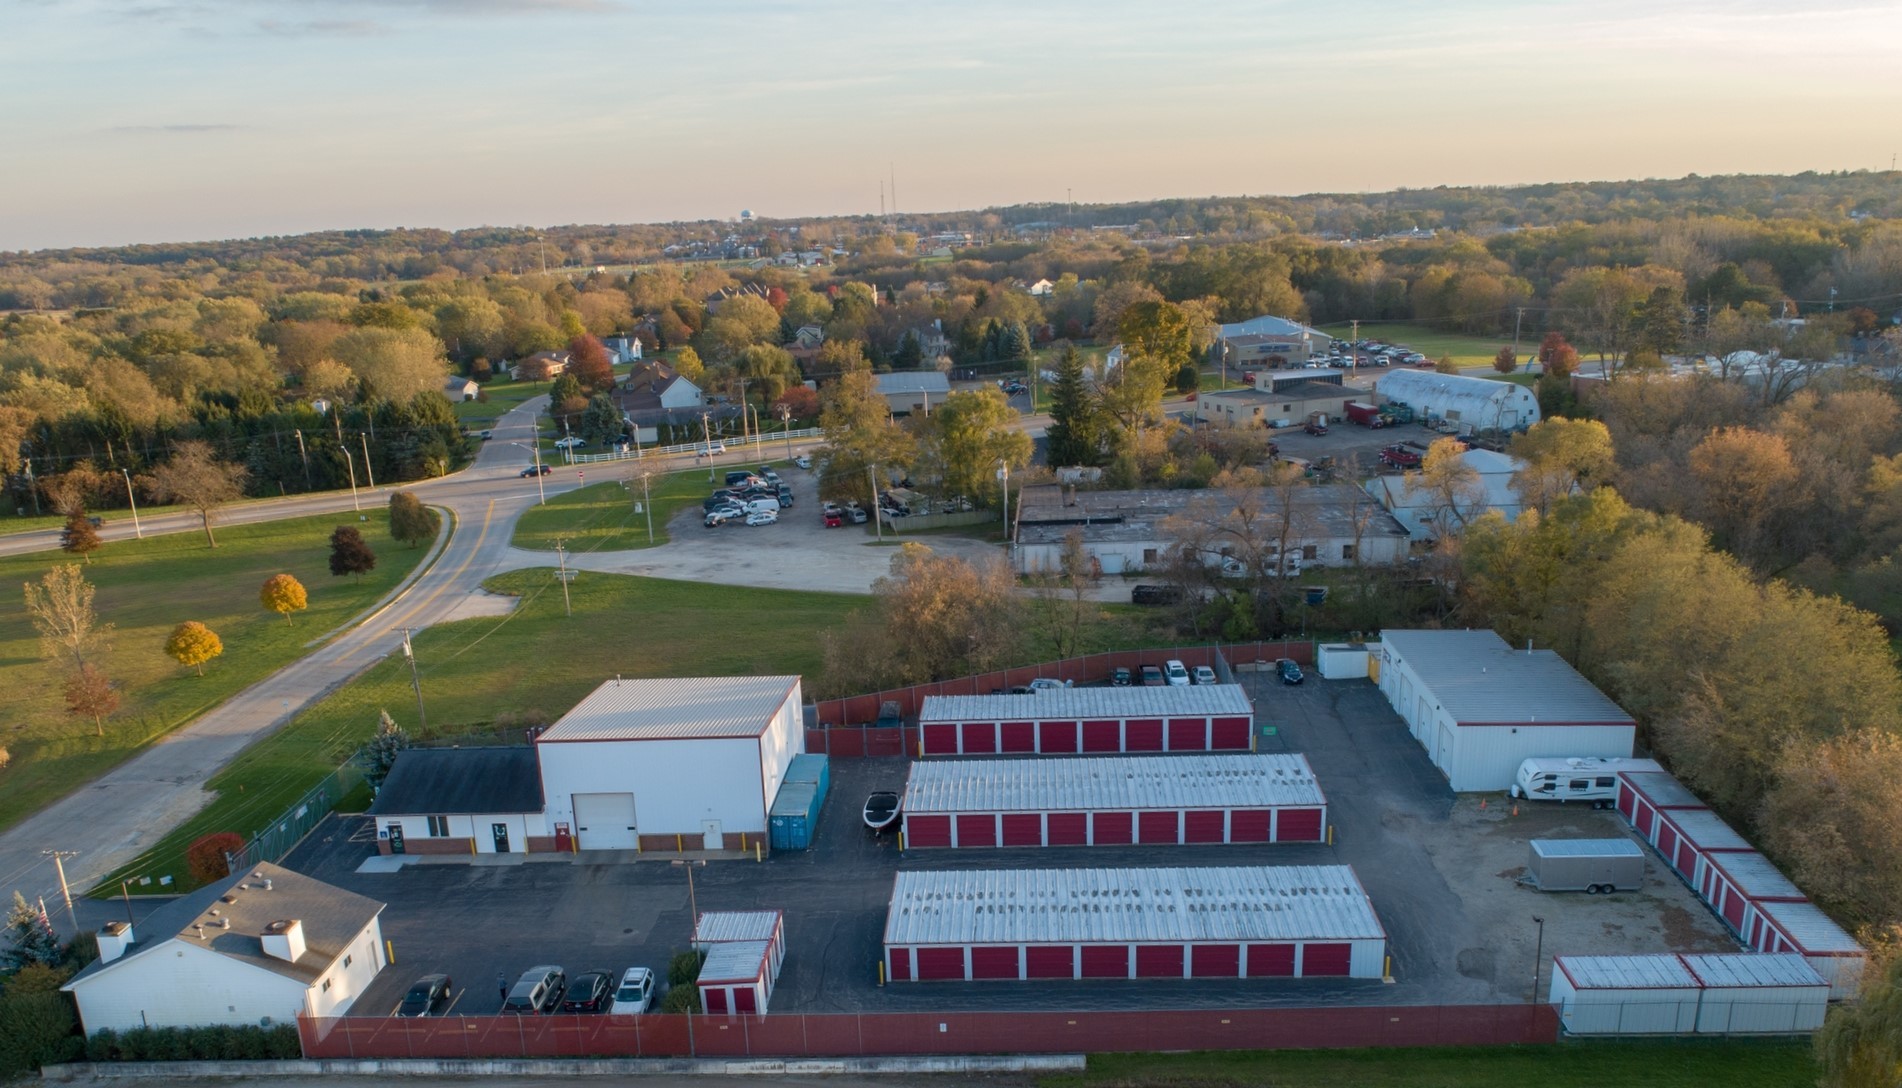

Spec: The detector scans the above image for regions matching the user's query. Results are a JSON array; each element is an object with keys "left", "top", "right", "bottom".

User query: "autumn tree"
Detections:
[
  {"left": 1491, "top": 346, "right": 1517, "bottom": 374},
  {"left": 259, "top": 573, "right": 308, "bottom": 624},
  {"left": 1433, "top": 355, "right": 1460, "bottom": 374},
  {"left": 818, "top": 542, "right": 1025, "bottom": 693},
  {"left": 1027, "top": 529, "right": 1098, "bottom": 660},
  {"left": 329, "top": 525, "right": 377, "bottom": 579},
  {"left": 165, "top": 620, "right": 223, "bottom": 676},
  {"left": 388, "top": 491, "right": 439, "bottom": 547},
  {"left": 818, "top": 366, "right": 914, "bottom": 505},
  {"left": 186, "top": 831, "right": 244, "bottom": 886},
  {"left": 63, "top": 663, "right": 119, "bottom": 736},
  {"left": 331, "top": 326, "right": 449, "bottom": 402},
  {"left": 1118, "top": 300, "right": 1195, "bottom": 390},
  {"left": 1815, "top": 931, "right": 1902, "bottom": 1088},
  {"left": 567, "top": 334, "right": 616, "bottom": 393},
  {"left": 56, "top": 510, "right": 101, "bottom": 562},
  {"left": 1683, "top": 426, "right": 1799, "bottom": 560},
  {"left": 1759, "top": 730, "right": 1902, "bottom": 925},
  {"left": 1415, "top": 437, "right": 1486, "bottom": 533},
  {"left": 23, "top": 564, "right": 111, "bottom": 672},
  {"left": 912, "top": 387, "right": 1032, "bottom": 507},
  {"left": 1509, "top": 418, "right": 1616, "bottom": 513},
  {"left": 150, "top": 439, "right": 247, "bottom": 547},
  {"left": 671, "top": 346, "right": 706, "bottom": 385}
]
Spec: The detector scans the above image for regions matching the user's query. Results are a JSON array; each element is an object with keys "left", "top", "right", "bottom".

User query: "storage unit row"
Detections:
[
  {"left": 915, "top": 687, "right": 1253, "bottom": 756},
  {"left": 901, "top": 753, "right": 1326, "bottom": 848},
  {"left": 1550, "top": 953, "right": 1828, "bottom": 1035},
  {"left": 882, "top": 865, "right": 1386, "bottom": 982}
]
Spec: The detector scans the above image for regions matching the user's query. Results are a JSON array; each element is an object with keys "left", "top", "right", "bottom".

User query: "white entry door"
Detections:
[
  {"left": 702, "top": 820, "right": 723, "bottom": 851},
  {"left": 573, "top": 793, "right": 638, "bottom": 850}
]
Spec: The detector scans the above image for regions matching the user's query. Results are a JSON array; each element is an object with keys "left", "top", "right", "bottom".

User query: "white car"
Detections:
[
  {"left": 553, "top": 436, "right": 586, "bottom": 449},
  {"left": 609, "top": 967, "right": 654, "bottom": 1014},
  {"left": 1163, "top": 659, "right": 1190, "bottom": 686},
  {"left": 794, "top": 454, "right": 812, "bottom": 470},
  {"left": 1025, "top": 678, "right": 1072, "bottom": 693},
  {"left": 697, "top": 441, "right": 727, "bottom": 458},
  {"left": 1191, "top": 665, "right": 1217, "bottom": 685},
  {"left": 745, "top": 509, "right": 779, "bottom": 526}
]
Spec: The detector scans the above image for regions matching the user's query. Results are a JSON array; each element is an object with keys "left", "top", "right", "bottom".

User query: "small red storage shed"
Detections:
[
  {"left": 693, "top": 909, "right": 785, "bottom": 979},
  {"left": 1616, "top": 771, "right": 1707, "bottom": 843},
  {"left": 697, "top": 939, "right": 777, "bottom": 1015},
  {"left": 915, "top": 687, "right": 1254, "bottom": 757},
  {"left": 1651, "top": 808, "right": 1750, "bottom": 882},
  {"left": 1693, "top": 852, "right": 1803, "bottom": 940}
]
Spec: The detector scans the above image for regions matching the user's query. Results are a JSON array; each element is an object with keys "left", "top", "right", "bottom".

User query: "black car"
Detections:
[
  {"left": 1277, "top": 658, "right": 1305, "bottom": 685},
  {"left": 1130, "top": 584, "right": 1183, "bottom": 606},
  {"left": 1110, "top": 667, "right": 1133, "bottom": 687},
  {"left": 875, "top": 700, "right": 902, "bottom": 728},
  {"left": 396, "top": 973, "right": 453, "bottom": 1017},
  {"left": 559, "top": 970, "right": 614, "bottom": 1013},
  {"left": 520, "top": 465, "right": 551, "bottom": 477}
]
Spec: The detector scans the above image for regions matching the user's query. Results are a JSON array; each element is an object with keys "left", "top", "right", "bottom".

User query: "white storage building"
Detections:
[
  {"left": 536, "top": 675, "right": 804, "bottom": 852},
  {"left": 1550, "top": 953, "right": 1829, "bottom": 1036},
  {"left": 368, "top": 747, "right": 543, "bottom": 856},
  {"left": 1681, "top": 954, "right": 1829, "bottom": 1034},
  {"left": 1375, "top": 630, "right": 1636, "bottom": 791},
  {"left": 1615, "top": 771, "right": 1708, "bottom": 841},
  {"left": 1696, "top": 851, "right": 1806, "bottom": 941},
  {"left": 1373, "top": 369, "right": 1540, "bottom": 434},
  {"left": 916, "top": 685, "right": 1254, "bottom": 756},
  {"left": 694, "top": 910, "right": 786, "bottom": 980},
  {"left": 697, "top": 939, "right": 778, "bottom": 1015},
  {"left": 1747, "top": 901, "right": 1866, "bottom": 998},
  {"left": 900, "top": 753, "right": 1326, "bottom": 848},
  {"left": 883, "top": 865, "right": 1386, "bottom": 982}
]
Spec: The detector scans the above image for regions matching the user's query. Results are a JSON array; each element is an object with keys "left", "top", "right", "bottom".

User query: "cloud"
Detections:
[
  {"left": 257, "top": 17, "right": 385, "bottom": 35},
  {"left": 108, "top": 123, "right": 244, "bottom": 133}
]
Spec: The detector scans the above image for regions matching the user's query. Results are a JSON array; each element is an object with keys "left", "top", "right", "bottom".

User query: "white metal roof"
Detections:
[
  {"left": 1374, "top": 369, "right": 1537, "bottom": 418},
  {"left": 1681, "top": 953, "right": 1826, "bottom": 989},
  {"left": 882, "top": 865, "right": 1383, "bottom": 946},
  {"left": 538, "top": 676, "right": 799, "bottom": 742},
  {"left": 1530, "top": 838, "right": 1643, "bottom": 859},
  {"left": 1555, "top": 955, "right": 1698, "bottom": 991},
  {"left": 1379, "top": 630, "right": 1634, "bottom": 726},
  {"left": 902, "top": 754, "right": 1322, "bottom": 815},
  {"left": 1620, "top": 771, "right": 1706, "bottom": 808},
  {"left": 1703, "top": 852, "right": 1803, "bottom": 900},
  {"left": 918, "top": 685, "right": 1253, "bottom": 724},
  {"left": 1661, "top": 809, "right": 1750, "bottom": 851},
  {"left": 694, "top": 910, "right": 781, "bottom": 945},
  {"left": 1756, "top": 901, "right": 1864, "bottom": 954},
  {"left": 698, "top": 939, "right": 772, "bottom": 983}
]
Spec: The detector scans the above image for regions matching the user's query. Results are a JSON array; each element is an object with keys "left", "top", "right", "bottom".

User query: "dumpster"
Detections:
[{"left": 769, "top": 782, "right": 824, "bottom": 851}]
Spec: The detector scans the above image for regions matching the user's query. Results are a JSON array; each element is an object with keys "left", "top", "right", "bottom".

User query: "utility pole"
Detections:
[
  {"left": 400, "top": 629, "right": 427, "bottom": 732},
  {"left": 999, "top": 459, "right": 1011, "bottom": 548},
  {"left": 779, "top": 406, "right": 794, "bottom": 463},
  {"left": 701, "top": 412, "right": 716, "bottom": 482},
  {"left": 634, "top": 471, "right": 653, "bottom": 544},
  {"left": 671, "top": 859, "right": 706, "bottom": 935},
  {"left": 1349, "top": 319, "right": 1360, "bottom": 377},
  {"left": 293, "top": 429, "right": 311, "bottom": 491},
  {"left": 1513, "top": 307, "right": 1526, "bottom": 360},
  {"left": 360, "top": 433, "right": 376, "bottom": 490},
  {"left": 554, "top": 539, "right": 573, "bottom": 617},
  {"left": 868, "top": 464, "right": 883, "bottom": 543},
  {"left": 42, "top": 849, "right": 79, "bottom": 932},
  {"left": 122, "top": 469, "right": 143, "bottom": 539},
  {"left": 342, "top": 448, "right": 361, "bottom": 511}
]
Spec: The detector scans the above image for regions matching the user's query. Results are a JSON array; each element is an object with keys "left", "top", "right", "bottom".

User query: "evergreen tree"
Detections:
[
  {"left": 358, "top": 709, "right": 411, "bottom": 787},
  {"left": 0, "top": 892, "right": 60, "bottom": 970},
  {"left": 999, "top": 321, "right": 1031, "bottom": 361},
  {"left": 578, "top": 393, "right": 623, "bottom": 447},
  {"left": 1044, "top": 346, "right": 1103, "bottom": 467}
]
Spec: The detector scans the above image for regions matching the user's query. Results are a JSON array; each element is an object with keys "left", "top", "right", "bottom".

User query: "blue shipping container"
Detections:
[
  {"left": 770, "top": 782, "right": 824, "bottom": 851},
  {"left": 784, "top": 754, "right": 830, "bottom": 796}
]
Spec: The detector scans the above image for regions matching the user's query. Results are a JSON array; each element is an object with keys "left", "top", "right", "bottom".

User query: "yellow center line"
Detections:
[{"left": 336, "top": 499, "right": 496, "bottom": 664}]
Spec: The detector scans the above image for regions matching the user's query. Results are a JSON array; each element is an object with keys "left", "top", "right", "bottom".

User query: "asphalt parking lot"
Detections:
[{"left": 282, "top": 669, "right": 1734, "bottom": 1018}]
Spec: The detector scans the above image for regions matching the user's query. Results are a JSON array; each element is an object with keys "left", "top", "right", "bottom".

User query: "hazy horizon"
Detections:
[{"left": 6, "top": 0, "right": 1900, "bottom": 252}]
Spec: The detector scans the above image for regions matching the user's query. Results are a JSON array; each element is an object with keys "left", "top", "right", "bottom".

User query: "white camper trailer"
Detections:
[{"left": 1510, "top": 757, "right": 1662, "bottom": 807}]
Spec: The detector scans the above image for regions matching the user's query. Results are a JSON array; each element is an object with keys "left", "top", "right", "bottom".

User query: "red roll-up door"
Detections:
[
  {"left": 1276, "top": 808, "right": 1323, "bottom": 842},
  {"left": 1191, "top": 944, "right": 1240, "bottom": 977},
  {"left": 1183, "top": 810, "right": 1226, "bottom": 843},
  {"left": 1000, "top": 813, "right": 1042, "bottom": 846},
  {"left": 1247, "top": 944, "right": 1295, "bottom": 977},
  {"left": 970, "top": 946, "right": 1019, "bottom": 980},
  {"left": 961, "top": 722, "right": 997, "bottom": 754},
  {"left": 1635, "top": 802, "right": 1656, "bottom": 841},
  {"left": 888, "top": 948, "right": 912, "bottom": 981},
  {"left": 1210, "top": 717, "right": 1251, "bottom": 750},
  {"left": 916, "top": 947, "right": 966, "bottom": 980},
  {"left": 1166, "top": 719, "right": 1207, "bottom": 752},
  {"left": 906, "top": 815, "right": 952, "bottom": 848},
  {"left": 1616, "top": 783, "right": 1637, "bottom": 820},
  {"left": 1046, "top": 812, "right": 1087, "bottom": 846},
  {"left": 957, "top": 814, "right": 997, "bottom": 848},
  {"left": 1092, "top": 811, "right": 1134, "bottom": 844},
  {"left": 1720, "top": 886, "right": 1747, "bottom": 931},
  {"left": 705, "top": 987, "right": 729, "bottom": 1013},
  {"left": 1229, "top": 810, "right": 1272, "bottom": 843},
  {"left": 733, "top": 987, "right": 757, "bottom": 1013},
  {"left": 1081, "top": 720, "right": 1121, "bottom": 752},
  {"left": 1301, "top": 943, "right": 1351, "bottom": 977},
  {"left": 1138, "top": 810, "right": 1180, "bottom": 844},
  {"left": 922, "top": 724, "right": 959, "bottom": 755},
  {"left": 1656, "top": 822, "right": 1678, "bottom": 861},
  {"left": 1039, "top": 721, "right": 1078, "bottom": 753},
  {"left": 999, "top": 721, "right": 1035, "bottom": 753},
  {"left": 1080, "top": 945, "right": 1129, "bottom": 978},
  {"left": 1125, "top": 719, "right": 1164, "bottom": 751},
  {"left": 1134, "top": 945, "right": 1184, "bottom": 978},
  {"left": 1025, "top": 945, "right": 1074, "bottom": 979}
]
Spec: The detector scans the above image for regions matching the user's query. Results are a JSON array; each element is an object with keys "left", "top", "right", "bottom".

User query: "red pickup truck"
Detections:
[{"left": 1378, "top": 445, "right": 1422, "bottom": 469}]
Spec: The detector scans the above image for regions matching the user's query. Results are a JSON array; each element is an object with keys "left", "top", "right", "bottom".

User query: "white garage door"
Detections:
[{"left": 573, "top": 792, "right": 637, "bottom": 850}]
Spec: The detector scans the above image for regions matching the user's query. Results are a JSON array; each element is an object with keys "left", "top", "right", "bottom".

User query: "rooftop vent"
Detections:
[
  {"left": 97, "top": 921, "right": 134, "bottom": 963},
  {"left": 260, "top": 918, "right": 306, "bottom": 963}
]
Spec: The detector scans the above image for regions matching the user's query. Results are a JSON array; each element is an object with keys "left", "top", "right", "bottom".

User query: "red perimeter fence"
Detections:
[
  {"left": 299, "top": 1004, "right": 1556, "bottom": 1060},
  {"left": 810, "top": 643, "right": 1314, "bottom": 740}
]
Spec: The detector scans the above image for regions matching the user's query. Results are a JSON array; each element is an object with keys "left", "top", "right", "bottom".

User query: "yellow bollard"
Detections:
[
  {"left": 878, "top": 961, "right": 886, "bottom": 987},
  {"left": 676, "top": 833, "right": 683, "bottom": 853},
  {"left": 740, "top": 832, "right": 747, "bottom": 852},
  {"left": 469, "top": 839, "right": 476, "bottom": 855},
  {"left": 386, "top": 939, "right": 396, "bottom": 965},
  {"left": 1327, "top": 824, "right": 1335, "bottom": 846},
  {"left": 898, "top": 829, "right": 906, "bottom": 851},
  {"left": 1383, "top": 955, "right": 1393, "bottom": 983},
  {"left": 755, "top": 842, "right": 762, "bottom": 862}
]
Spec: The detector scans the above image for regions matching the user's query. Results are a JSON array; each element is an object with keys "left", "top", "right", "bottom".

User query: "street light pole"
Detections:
[
  {"left": 121, "top": 469, "right": 143, "bottom": 539},
  {"left": 868, "top": 464, "right": 883, "bottom": 543},
  {"left": 360, "top": 432, "right": 376, "bottom": 490},
  {"left": 554, "top": 539, "right": 572, "bottom": 618},
  {"left": 42, "top": 850, "right": 79, "bottom": 932},
  {"left": 999, "top": 459, "right": 1011, "bottom": 547},
  {"left": 638, "top": 472, "right": 653, "bottom": 544},
  {"left": 701, "top": 412, "right": 715, "bottom": 482},
  {"left": 342, "top": 448, "right": 361, "bottom": 511},
  {"left": 1530, "top": 915, "right": 1546, "bottom": 1004},
  {"left": 779, "top": 406, "right": 793, "bottom": 463},
  {"left": 400, "top": 629, "right": 427, "bottom": 732},
  {"left": 293, "top": 429, "right": 311, "bottom": 491},
  {"left": 671, "top": 859, "right": 706, "bottom": 935}
]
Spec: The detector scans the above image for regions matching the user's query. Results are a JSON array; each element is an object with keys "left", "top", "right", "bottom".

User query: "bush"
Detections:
[
  {"left": 185, "top": 832, "right": 244, "bottom": 886},
  {"left": 659, "top": 983, "right": 700, "bottom": 1014},
  {"left": 78, "top": 1023, "right": 299, "bottom": 1063},
  {"left": 667, "top": 948, "right": 705, "bottom": 987},
  {"left": 0, "top": 991, "right": 82, "bottom": 1077}
]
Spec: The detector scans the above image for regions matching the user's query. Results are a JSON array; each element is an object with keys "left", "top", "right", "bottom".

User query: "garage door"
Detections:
[
  {"left": 1229, "top": 810, "right": 1272, "bottom": 843},
  {"left": 1080, "top": 945, "right": 1129, "bottom": 978},
  {"left": 1719, "top": 886, "right": 1747, "bottom": 932},
  {"left": 1000, "top": 814, "right": 1043, "bottom": 846},
  {"left": 1616, "top": 785, "right": 1637, "bottom": 821},
  {"left": 1134, "top": 945, "right": 1184, "bottom": 978},
  {"left": 1247, "top": 943, "right": 1295, "bottom": 977},
  {"left": 956, "top": 814, "right": 998, "bottom": 848},
  {"left": 1092, "top": 811, "right": 1134, "bottom": 844},
  {"left": 1046, "top": 812, "right": 1087, "bottom": 845},
  {"left": 1302, "top": 943, "right": 1351, "bottom": 977},
  {"left": 1276, "top": 808, "right": 1323, "bottom": 842},
  {"left": 1137, "top": 811, "right": 1180, "bottom": 844},
  {"left": 1634, "top": 802, "right": 1656, "bottom": 841},
  {"left": 704, "top": 987, "right": 729, "bottom": 1013},
  {"left": 572, "top": 793, "right": 637, "bottom": 850},
  {"left": 1210, "top": 717, "right": 1252, "bottom": 750},
  {"left": 961, "top": 722, "right": 997, "bottom": 754},
  {"left": 1039, "top": 721, "right": 1078, "bottom": 753},
  {"left": 970, "top": 946, "right": 1019, "bottom": 980},
  {"left": 1183, "top": 810, "right": 1226, "bottom": 843},
  {"left": 1166, "top": 719, "right": 1207, "bottom": 751},
  {"left": 915, "top": 948, "right": 966, "bottom": 980},
  {"left": 906, "top": 815, "right": 952, "bottom": 848},
  {"left": 1025, "top": 946, "right": 1074, "bottom": 979},
  {"left": 1125, "top": 719, "right": 1164, "bottom": 751},
  {"left": 1081, "top": 720, "right": 1121, "bottom": 752},
  {"left": 922, "top": 724, "right": 959, "bottom": 755},
  {"left": 999, "top": 722, "right": 1036, "bottom": 753},
  {"left": 1191, "top": 945, "right": 1239, "bottom": 977}
]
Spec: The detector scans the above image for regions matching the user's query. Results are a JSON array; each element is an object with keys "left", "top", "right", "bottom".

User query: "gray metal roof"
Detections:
[
  {"left": 902, "top": 754, "right": 1323, "bottom": 815},
  {"left": 1218, "top": 315, "right": 1328, "bottom": 340},
  {"left": 919, "top": 685, "right": 1252, "bottom": 724},
  {"left": 368, "top": 747, "right": 543, "bottom": 816},
  {"left": 698, "top": 939, "right": 773, "bottom": 983},
  {"left": 1755, "top": 901, "right": 1864, "bottom": 954},
  {"left": 694, "top": 910, "right": 782, "bottom": 946},
  {"left": 1555, "top": 954, "right": 1699, "bottom": 991},
  {"left": 538, "top": 676, "right": 799, "bottom": 742},
  {"left": 1681, "top": 953, "right": 1825, "bottom": 989},
  {"left": 874, "top": 371, "right": 951, "bottom": 396},
  {"left": 1620, "top": 771, "right": 1707, "bottom": 809},
  {"left": 1374, "top": 369, "right": 1536, "bottom": 417},
  {"left": 1379, "top": 630, "right": 1635, "bottom": 725},
  {"left": 1660, "top": 809, "right": 1751, "bottom": 851},
  {"left": 1530, "top": 838, "right": 1643, "bottom": 859},
  {"left": 882, "top": 865, "right": 1383, "bottom": 946},
  {"left": 1702, "top": 852, "right": 1803, "bottom": 900}
]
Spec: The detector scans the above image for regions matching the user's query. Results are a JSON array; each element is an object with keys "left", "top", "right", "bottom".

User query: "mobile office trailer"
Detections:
[
  {"left": 1527, "top": 839, "right": 1646, "bottom": 893},
  {"left": 1510, "top": 757, "right": 1662, "bottom": 807}
]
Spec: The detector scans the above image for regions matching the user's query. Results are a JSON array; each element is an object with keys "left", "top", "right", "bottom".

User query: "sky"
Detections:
[{"left": 3, "top": 0, "right": 1901, "bottom": 251}]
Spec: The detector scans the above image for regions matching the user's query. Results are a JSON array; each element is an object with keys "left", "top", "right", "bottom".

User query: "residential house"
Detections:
[
  {"left": 791, "top": 325, "right": 826, "bottom": 351},
  {"left": 874, "top": 370, "right": 951, "bottom": 415},
  {"left": 443, "top": 376, "right": 479, "bottom": 402},
  {"left": 603, "top": 336, "right": 644, "bottom": 364},
  {"left": 508, "top": 351, "right": 571, "bottom": 382},
  {"left": 62, "top": 863, "right": 385, "bottom": 1034},
  {"left": 1028, "top": 278, "right": 1055, "bottom": 297},
  {"left": 704, "top": 283, "right": 772, "bottom": 315},
  {"left": 1365, "top": 448, "right": 1533, "bottom": 542}
]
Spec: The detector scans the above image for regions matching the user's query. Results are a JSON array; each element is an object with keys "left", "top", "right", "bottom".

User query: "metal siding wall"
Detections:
[{"left": 1453, "top": 724, "right": 1637, "bottom": 794}]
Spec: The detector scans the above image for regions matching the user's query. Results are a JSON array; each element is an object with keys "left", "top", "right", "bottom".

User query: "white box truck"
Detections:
[
  {"left": 1526, "top": 838, "right": 1646, "bottom": 894},
  {"left": 1509, "top": 757, "right": 1662, "bottom": 808}
]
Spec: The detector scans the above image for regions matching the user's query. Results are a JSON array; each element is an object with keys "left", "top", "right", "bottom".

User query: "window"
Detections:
[
  {"left": 1341, "top": 544, "right": 1356, "bottom": 560},
  {"left": 1567, "top": 779, "right": 1591, "bottom": 793},
  {"left": 344, "top": 955, "right": 353, "bottom": 969},
  {"left": 1446, "top": 409, "right": 1463, "bottom": 422},
  {"left": 427, "top": 816, "right": 449, "bottom": 837},
  {"left": 1301, "top": 545, "right": 1318, "bottom": 560},
  {"left": 321, "top": 979, "right": 332, "bottom": 992},
  {"left": 1142, "top": 548, "right": 1159, "bottom": 564},
  {"left": 1595, "top": 776, "right": 1614, "bottom": 788}
]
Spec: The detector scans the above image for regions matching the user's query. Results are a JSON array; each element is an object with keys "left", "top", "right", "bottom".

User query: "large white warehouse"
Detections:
[
  {"left": 1376, "top": 630, "right": 1636, "bottom": 791},
  {"left": 1374, "top": 370, "right": 1540, "bottom": 435}
]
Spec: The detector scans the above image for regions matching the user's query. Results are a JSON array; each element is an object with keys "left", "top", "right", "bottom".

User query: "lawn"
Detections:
[
  {"left": 1317, "top": 322, "right": 1527, "bottom": 371},
  {"left": 454, "top": 378, "right": 552, "bottom": 426},
  {"left": 511, "top": 462, "right": 795, "bottom": 552},
  {"left": 0, "top": 510, "right": 431, "bottom": 835},
  {"left": 93, "top": 569, "right": 863, "bottom": 893},
  {"left": 1043, "top": 1039, "right": 1818, "bottom": 1088}
]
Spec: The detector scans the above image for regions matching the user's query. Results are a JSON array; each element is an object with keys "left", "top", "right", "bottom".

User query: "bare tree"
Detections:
[
  {"left": 24, "top": 564, "right": 112, "bottom": 672},
  {"left": 1027, "top": 529, "right": 1099, "bottom": 659},
  {"left": 150, "top": 440, "right": 248, "bottom": 547}
]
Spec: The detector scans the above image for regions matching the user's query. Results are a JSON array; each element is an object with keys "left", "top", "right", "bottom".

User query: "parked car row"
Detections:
[
  {"left": 474, "top": 964, "right": 654, "bottom": 1017},
  {"left": 821, "top": 500, "right": 869, "bottom": 528},
  {"left": 704, "top": 467, "right": 794, "bottom": 527}
]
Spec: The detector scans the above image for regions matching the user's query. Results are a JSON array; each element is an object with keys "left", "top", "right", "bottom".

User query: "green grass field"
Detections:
[
  {"left": 1318, "top": 322, "right": 1526, "bottom": 371},
  {"left": 511, "top": 462, "right": 796, "bottom": 552},
  {"left": 454, "top": 378, "right": 552, "bottom": 427},
  {"left": 93, "top": 568, "right": 863, "bottom": 893},
  {"left": 1043, "top": 1039, "right": 1817, "bottom": 1088},
  {"left": 0, "top": 511, "right": 431, "bottom": 835}
]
